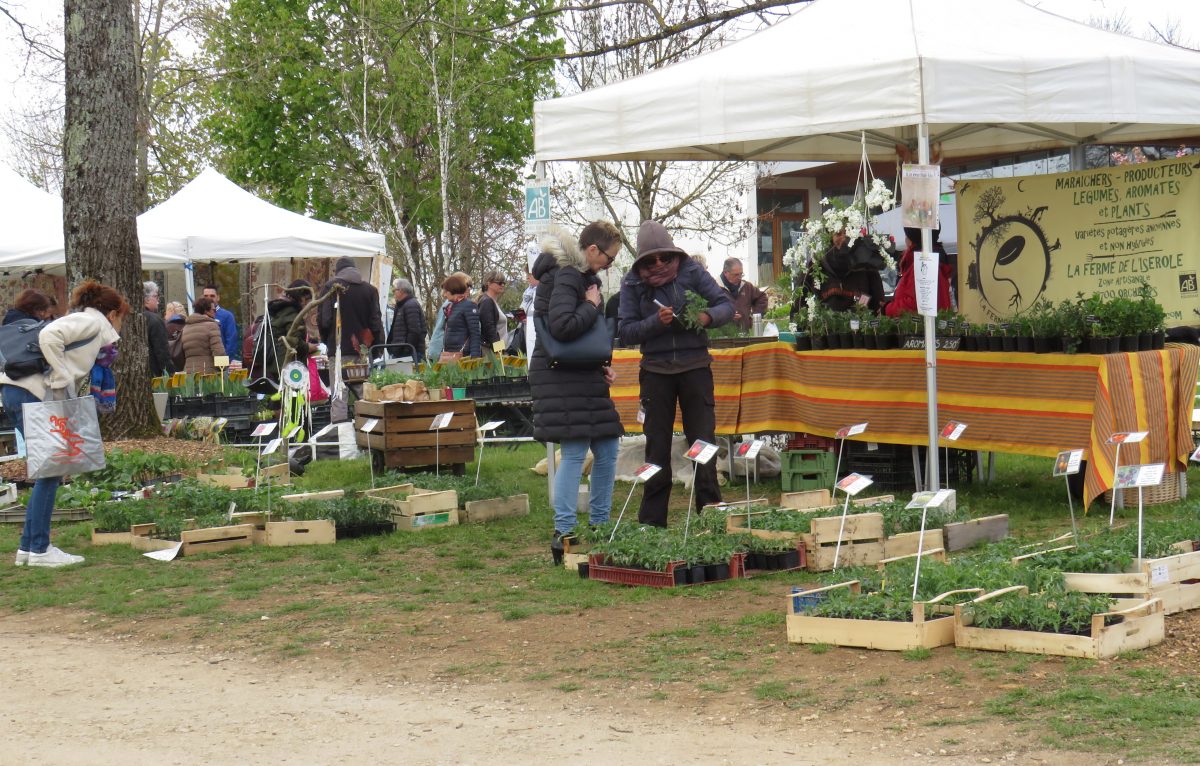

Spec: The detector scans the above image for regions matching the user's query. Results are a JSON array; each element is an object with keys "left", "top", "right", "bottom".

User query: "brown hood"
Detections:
[
  {"left": 632, "top": 220, "right": 687, "bottom": 269},
  {"left": 186, "top": 313, "right": 217, "bottom": 325}
]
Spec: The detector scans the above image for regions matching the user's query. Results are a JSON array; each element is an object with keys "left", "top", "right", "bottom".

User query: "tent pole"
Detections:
[
  {"left": 184, "top": 256, "right": 196, "bottom": 312},
  {"left": 919, "top": 122, "right": 940, "bottom": 491}
]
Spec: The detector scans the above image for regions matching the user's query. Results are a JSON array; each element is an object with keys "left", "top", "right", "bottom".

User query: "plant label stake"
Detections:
[
  {"left": 474, "top": 420, "right": 505, "bottom": 487},
  {"left": 909, "top": 488, "right": 953, "bottom": 599},
  {"left": 213, "top": 355, "right": 230, "bottom": 393},
  {"left": 939, "top": 421, "right": 966, "bottom": 490},
  {"left": 832, "top": 473, "right": 873, "bottom": 569},
  {"left": 611, "top": 463, "right": 661, "bottom": 541},
  {"left": 1052, "top": 449, "right": 1085, "bottom": 541},
  {"left": 1107, "top": 431, "right": 1148, "bottom": 525},
  {"left": 1114, "top": 462, "right": 1164, "bottom": 561},
  {"left": 429, "top": 411, "right": 455, "bottom": 477},
  {"left": 251, "top": 421, "right": 276, "bottom": 493},
  {"left": 735, "top": 439, "right": 764, "bottom": 528},
  {"left": 361, "top": 418, "right": 380, "bottom": 488},
  {"left": 682, "top": 440, "right": 719, "bottom": 544},
  {"left": 832, "top": 423, "right": 868, "bottom": 491}
]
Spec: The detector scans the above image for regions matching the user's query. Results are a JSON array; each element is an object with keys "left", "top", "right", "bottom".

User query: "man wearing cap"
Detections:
[
  {"left": 617, "top": 220, "right": 734, "bottom": 527},
  {"left": 318, "top": 256, "right": 385, "bottom": 358},
  {"left": 885, "top": 227, "right": 953, "bottom": 317}
]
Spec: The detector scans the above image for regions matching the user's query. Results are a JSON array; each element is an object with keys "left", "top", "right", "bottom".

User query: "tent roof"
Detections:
[
  {"left": 0, "top": 167, "right": 64, "bottom": 267},
  {"left": 534, "top": 0, "right": 1200, "bottom": 162},
  {"left": 137, "top": 168, "right": 385, "bottom": 262}
]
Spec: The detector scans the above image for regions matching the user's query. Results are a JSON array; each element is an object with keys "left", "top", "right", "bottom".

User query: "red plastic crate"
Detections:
[
  {"left": 786, "top": 433, "right": 836, "bottom": 452},
  {"left": 587, "top": 552, "right": 746, "bottom": 588}
]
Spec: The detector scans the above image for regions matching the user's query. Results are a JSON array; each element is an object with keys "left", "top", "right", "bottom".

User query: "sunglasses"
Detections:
[
  {"left": 641, "top": 253, "right": 675, "bottom": 266},
  {"left": 492, "top": 280, "right": 506, "bottom": 286}
]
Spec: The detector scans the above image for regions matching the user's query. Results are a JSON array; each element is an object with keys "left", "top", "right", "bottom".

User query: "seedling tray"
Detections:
[{"left": 587, "top": 552, "right": 746, "bottom": 588}]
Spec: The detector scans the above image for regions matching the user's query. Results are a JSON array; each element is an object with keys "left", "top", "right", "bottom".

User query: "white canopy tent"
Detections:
[
  {"left": 0, "top": 167, "right": 184, "bottom": 268},
  {"left": 533, "top": 0, "right": 1200, "bottom": 491}
]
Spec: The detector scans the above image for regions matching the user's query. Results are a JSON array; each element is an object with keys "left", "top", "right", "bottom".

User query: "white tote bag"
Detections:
[{"left": 23, "top": 396, "right": 106, "bottom": 479}]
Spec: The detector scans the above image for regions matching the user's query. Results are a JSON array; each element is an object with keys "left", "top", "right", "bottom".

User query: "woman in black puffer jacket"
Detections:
[{"left": 531, "top": 222, "right": 625, "bottom": 563}]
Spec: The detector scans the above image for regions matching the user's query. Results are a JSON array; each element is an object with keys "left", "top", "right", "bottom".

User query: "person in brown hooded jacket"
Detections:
[{"left": 181, "top": 297, "right": 225, "bottom": 373}]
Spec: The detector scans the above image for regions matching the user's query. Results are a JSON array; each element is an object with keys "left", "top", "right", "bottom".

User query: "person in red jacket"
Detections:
[{"left": 885, "top": 227, "right": 953, "bottom": 317}]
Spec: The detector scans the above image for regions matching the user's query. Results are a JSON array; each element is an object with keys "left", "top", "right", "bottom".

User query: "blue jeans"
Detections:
[
  {"left": 553, "top": 437, "right": 619, "bottom": 535},
  {"left": 2, "top": 385, "right": 61, "bottom": 554}
]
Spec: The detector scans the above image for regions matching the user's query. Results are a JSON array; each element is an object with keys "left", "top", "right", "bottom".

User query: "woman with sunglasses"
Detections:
[
  {"left": 530, "top": 221, "right": 625, "bottom": 563},
  {"left": 617, "top": 220, "right": 734, "bottom": 527},
  {"left": 477, "top": 270, "right": 509, "bottom": 354}
]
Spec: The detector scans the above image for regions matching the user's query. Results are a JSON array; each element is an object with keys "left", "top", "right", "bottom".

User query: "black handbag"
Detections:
[{"left": 534, "top": 309, "right": 612, "bottom": 370}]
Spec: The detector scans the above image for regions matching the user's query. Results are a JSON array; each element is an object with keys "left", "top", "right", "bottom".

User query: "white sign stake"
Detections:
[
  {"left": 430, "top": 411, "right": 455, "bottom": 477},
  {"left": 910, "top": 489, "right": 953, "bottom": 599},
  {"left": 682, "top": 440, "right": 718, "bottom": 544},
  {"left": 939, "top": 421, "right": 967, "bottom": 490},
  {"left": 832, "top": 473, "right": 873, "bottom": 569},
  {"left": 610, "top": 463, "right": 661, "bottom": 541},
  {"left": 474, "top": 420, "right": 505, "bottom": 486},
  {"left": 735, "top": 439, "right": 764, "bottom": 528},
  {"left": 1107, "top": 431, "right": 1148, "bottom": 525},
  {"left": 832, "top": 423, "right": 868, "bottom": 492},
  {"left": 1115, "top": 462, "right": 1164, "bottom": 561},
  {"left": 1052, "top": 449, "right": 1085, "bottom": 541}
]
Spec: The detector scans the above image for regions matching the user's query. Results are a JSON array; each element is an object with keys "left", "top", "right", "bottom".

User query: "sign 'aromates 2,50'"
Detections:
[{"left": 956, "top": 156, "right": 1200, "bottom": 326}]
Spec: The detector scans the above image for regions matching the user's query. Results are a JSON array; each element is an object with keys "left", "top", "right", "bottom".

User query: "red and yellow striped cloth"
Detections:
[{"left": 610, "top": 342, "right": 1199, "bottom": 509}]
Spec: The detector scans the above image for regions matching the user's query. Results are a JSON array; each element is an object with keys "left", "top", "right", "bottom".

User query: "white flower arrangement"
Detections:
[{"left": 783, "top": 179, "right": 898, "bottom": 323}]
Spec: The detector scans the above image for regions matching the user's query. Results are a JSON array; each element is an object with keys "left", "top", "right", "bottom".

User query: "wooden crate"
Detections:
[
  {"left": 725, "top": 509, "right": 809, "bottom": 541},
  {"left": 953, "top": 586, "right": 1166, "bottom": 659},
  {"left": 392, "top": 508, "right": 458, "bottom": 530},
  {"left": 1, "top": 506, "right": 92, "bottom": 523},
  {"left": 563, "top": 552, "right": 589, "bottom": 572},
  {"left": 131, "top": 535, "right": 178, "bottom": 553},
  {"left": 943, "top": 515, "right": 1009, "bottom": 551},
  {"left": 355, "top": 398, "right": 478, "bottom": 470},
  {"left": 180, "top": 523, "right": 255, "bottom": 556},
  {"left": 264, "top": 519, "right": 336, "bottom": 547},
  {"left": 704, "top": 497, "right": 770, "bottom": 513},
  {"left": 1063, "top": 548, "right": 1200, "bottom": 616},
  {"left": 388, "top": 489, "right": 458, "bottom": 516},
  {"left": 230, "top": 511, "right": 271, "bottom": 545},
  {"left": 461, "top": 494, "right": 530, "bottom": 524},
  {"left": 883, "top": 529, "right": 946, "bottom": 559},
  {"left": 259, "top": 462, "right": 291, "bottom": 486},
  {"left": 197, "top": 468, "right": 253, "bottom": 489},
  {"left": 91, "top": 528, "right": 132, "bottom": 546},
  {"left": 778, "top": 491, "right": 895, "bottom": 511},
  {"left": 803, "top": 512, "right": 885, "bottom": 571},
  {"left": 786, "top": 581, "right": 984, "bottom": 651},
  {"left": 280, "top": 489, "right": 345, "bottom": 503}
]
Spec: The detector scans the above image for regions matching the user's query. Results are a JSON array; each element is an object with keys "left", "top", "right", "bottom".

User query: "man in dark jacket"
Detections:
[
  {"left": 144, "top": 281, "right": 172, "bottom": 377},
  {"left": 318, "top": 257, "right": 385, "bottom": 358},
  {"left": 618, "top": 220, "right": 734, "bottom": 527},
  {"left": 259, "top": 279, "right": 314, "bottom": 378},
  {"left": 720, "top": 257, "right": 768, "bottom": 331},
  {"left": 386, "top": 277, "right": 426, "bottom": 362}
]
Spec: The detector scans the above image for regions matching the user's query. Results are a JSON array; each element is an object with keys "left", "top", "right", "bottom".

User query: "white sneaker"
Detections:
[
  {"left": 27, "top": 546, "right": 84, "bottom": 568},
  {"left": 14, "top": 549, "right": 29, "bottom": 566}
]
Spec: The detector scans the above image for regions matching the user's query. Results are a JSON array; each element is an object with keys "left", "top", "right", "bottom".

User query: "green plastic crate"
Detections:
[
  {"left": 781, "top": 449, "right": 835, "bottom": 474},
  {"left": 781, "top": 468, "right": 832, "bottom": 493}
]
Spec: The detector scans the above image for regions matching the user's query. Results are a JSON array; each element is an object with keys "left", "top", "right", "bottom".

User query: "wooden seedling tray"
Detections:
[
  {"left": 131, "top": 535, "right": 178, "bottom": 553},
  {"left": 586, "top": 552, "right": 747, "bottom": 588},
  {"left": 259, "top": 462, "right": 291, "bottom": 486},
  {"left": 389, "top": 489, "right": 458, "bottom": 516},
  {"left": 392, "top": 507, "right": 458, "bottom": 530},
  {"left": 279, "top": 489, "right": 345, "bottom": 503},
  {"left": 803, "top": 512, "right": 885, "bottom": 571},
  {"left": 778, "top": 491, "right": 895, "bottom": 512},
  {"left": 264, "top": 519, "right": 336, "bottom": 547},
  {"left": 953, "top": 586, "right": 1166, "bottom": 659},
  {"left": 91, "top": 528, "right": 132, "bottom": 546},
  {"left": 563, "top": 552, "right": 589, "bottom": 572},
  {"left": 461, "top": 494, "right": 529, "bottom": 523},
  {"left": 883, "top": 529, "right": 946, "bottom": 559},
  {"left": 725, "top": 507, "right": 814, "bottom": 542},
  {"left": 942, "top": 514, "right": 1009, "bottom": 551},
  {"left": 786, "top": 581, "right": 984, "bottom": 651},
  {"left": 180, "top": 523, "right": 255, "bottom": 556},
  {"left": 1062, "top": 547, "right": 1200, "bottom": 616},
  {"left": 197, "top": 468, "right": 253, "bottom": 489},
  {"left": 703, "top": 497, "right": 770, "bottom": 513}
]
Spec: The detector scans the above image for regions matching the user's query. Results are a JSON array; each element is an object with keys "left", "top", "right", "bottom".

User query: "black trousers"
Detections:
[{"left": 637, "top": 366, "right": 721, "bottom": 526}]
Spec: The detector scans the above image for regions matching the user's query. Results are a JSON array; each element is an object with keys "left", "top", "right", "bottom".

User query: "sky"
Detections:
[{"left": 1, "top": 0, "right": 1200, "bottom": 168}]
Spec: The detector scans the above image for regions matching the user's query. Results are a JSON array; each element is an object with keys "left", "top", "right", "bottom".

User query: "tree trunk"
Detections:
[{"left": 64, "top": 0, "right": 160, "bottom": 439}]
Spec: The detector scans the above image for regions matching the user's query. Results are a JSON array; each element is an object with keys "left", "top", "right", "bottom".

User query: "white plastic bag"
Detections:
[{"left": 23, "top": 396, "right": 106, "bottom": 479}]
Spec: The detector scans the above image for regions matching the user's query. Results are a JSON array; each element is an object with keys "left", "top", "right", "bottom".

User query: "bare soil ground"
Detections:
[{"left": 2, "top": 606, "right": 1164, "bottom": 766}]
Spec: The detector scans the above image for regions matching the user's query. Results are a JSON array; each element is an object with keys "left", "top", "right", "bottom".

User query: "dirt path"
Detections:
[{"left": 0, "top": 611, "right": 1122, "bottom": 766}]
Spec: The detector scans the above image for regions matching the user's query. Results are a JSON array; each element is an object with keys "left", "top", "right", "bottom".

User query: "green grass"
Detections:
[{"left": 2, "top": 448, "right": 1199, "bottom": 757}]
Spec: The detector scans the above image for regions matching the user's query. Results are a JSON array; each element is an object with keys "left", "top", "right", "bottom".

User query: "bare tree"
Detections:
[{"left": 63, "top": 0, "right": 158, "bottom": 437}]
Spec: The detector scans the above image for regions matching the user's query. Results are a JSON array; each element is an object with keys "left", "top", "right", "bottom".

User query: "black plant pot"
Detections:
[
  {"left": 1033, "top": 337, "right": 1051, "bottom": 354},
  {"left": 1153, "top": 331, "right": 1166, "bottom": 349},
  {"left": 794, "top": 336, "right": 813, "bottom": 351},
  {"left": 689, "top": 565, "right": 707, "bottom": 585},
  {"left": 673, "top": 566, "right": 687, "bottom": 585},
  {"left": 863, "top": 335, "right": 878, "bottom": 350},
  {"left": 1138, "top": 332, "right": 1153, "bottom": 351},
  {"left": 1001, "top": 336, "right": 1016, "bottom": 352},
  {"left": 827, "top": 333, "right": 842, "bottom": 349},
  {"left": 988, "top": 336, "right": 1003, "bottom": 352},
  {"left": 1015, "top": 336, "right": 1033, "bottom": 353},
  {"left": 852, "top": 333, "right": 865, "bottom": 349},
  {"left": 1062, "top": 336, "right": 1079, "bottom": 354},
  {"left": 811, "top": 335, "right": 827, "bottom": 350},
  {"left": 839, "top": 332, "right": 854, "bottom": 348},
  {"left": 963, "top": 336, "right": 977, "bottom": 352},
  {"left": 1120, "top": 335, "right": 1139, "bottom": 353},
  {"left": 782, "top": 549, "right": 802, "bottom": 570},
  {"left": 705, "top": 563, "right": 730, "bottom": 582},
  {"left": 336, "top": 521, "right": 397, "bottom": 540},
  {"left": 1088, "top": 337, "right": 1107, "bottom": 354},
  {"left": 578, "top": 563, "right": 590, "bottom": 579}
]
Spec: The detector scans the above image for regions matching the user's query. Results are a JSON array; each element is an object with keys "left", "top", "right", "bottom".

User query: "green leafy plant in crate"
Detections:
[{"left": 970, "top": 591, "right": 1117, "bottom": 636}]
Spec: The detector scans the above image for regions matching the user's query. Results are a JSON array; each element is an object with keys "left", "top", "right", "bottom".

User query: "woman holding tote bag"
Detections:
[
  {"left": 2, "top": 280, "right": 129, "bottom": 568},
  {"left": 530, "top": 221, "right": 624, "bottom": 564}
]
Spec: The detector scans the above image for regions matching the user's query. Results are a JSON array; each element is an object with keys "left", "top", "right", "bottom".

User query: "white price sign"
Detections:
[
  {"left": 940, "top": 421, "right": 967, "bottom": 441},
  {"left": 479, "top": 420, "right": 505, "bottom": 433},
  {"left": 1109, "top": 431, "right": 1148, "bottom": 445},
  {"left": 251, "top": 422, "right": 277, "bottom": 438},
  {"left": 734, "top": 440, "right": 764, "bottom": 461},
  {"left": 360, "top": 418, "right": 379, "bottom": 433},
  {"left": 836, "top": 422, "right": 868, "bottom": 439},
  {"left": 429, "top": 412, "right": 455, "bottom": 430},
  {"left": 684, "top": 440, "right": 720, "bottom": 465},
  {"left": 1114, "top": 463, "right": 1165, "bottom": 489},
  {"left": 836, "top": 473, "right": 874, "bottom": 496},
  {"left": 634, "top": 463, "right": 662, "bottom": 481},
  {"left": 914, "top": 251, "right": 939, "bottom": 318},
  {"left": 261, "top": 438, "right": 282, "bottom": 456},
  {"left": 1052, "top": 449, "right": 1085, "bottom": 477}
]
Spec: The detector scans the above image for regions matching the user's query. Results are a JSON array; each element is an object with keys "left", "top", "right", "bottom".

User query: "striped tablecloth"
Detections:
[{"left": 611, "top": 341, "right": 1199, "bottom": 509}]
